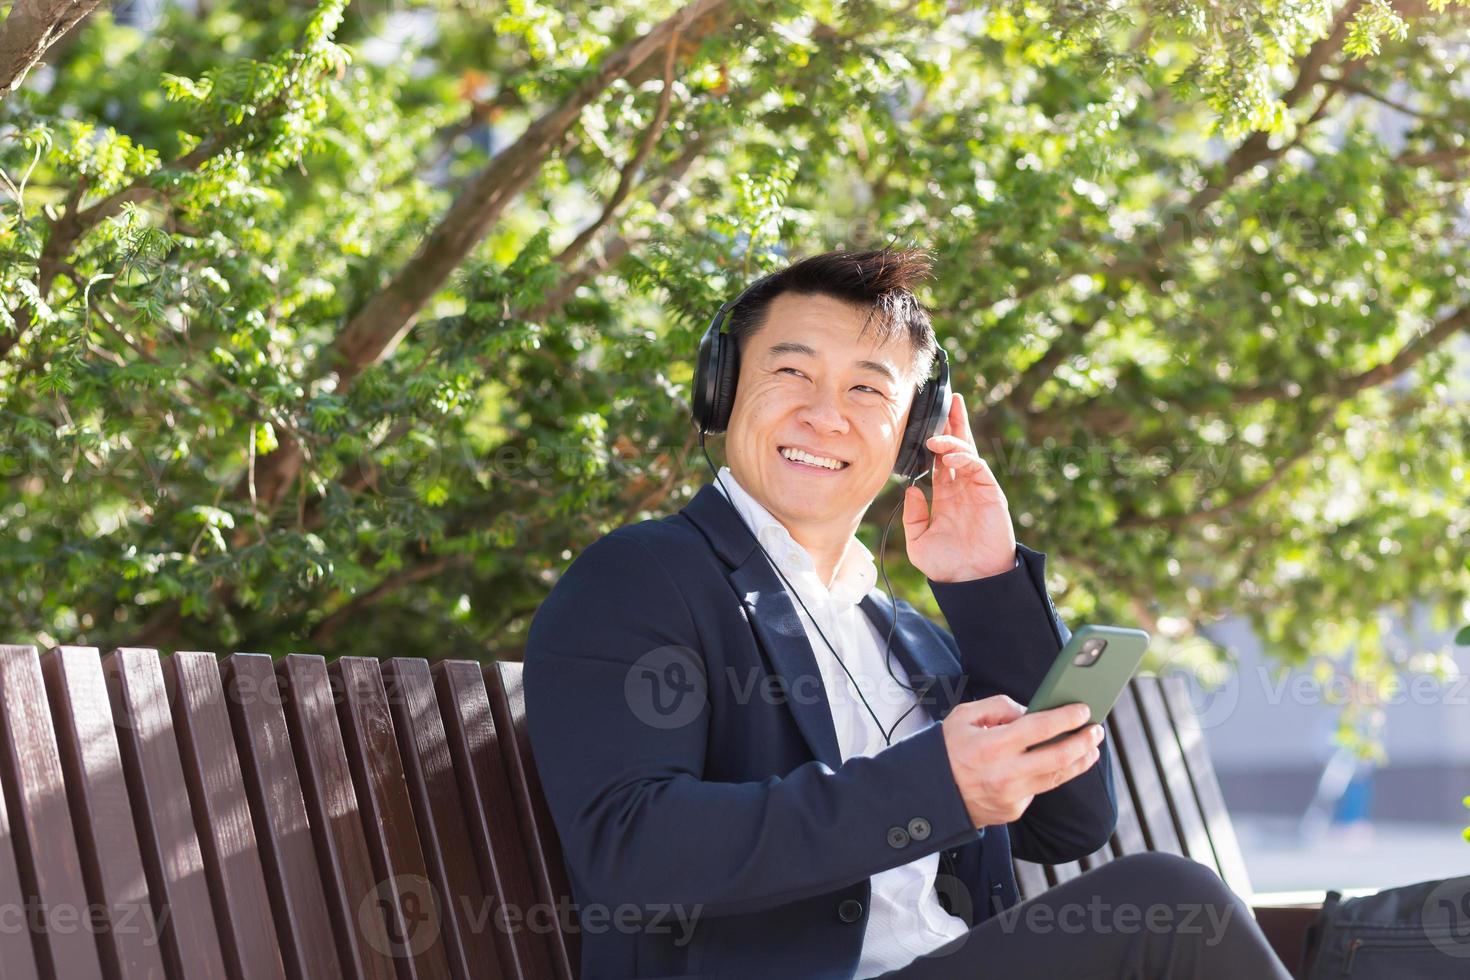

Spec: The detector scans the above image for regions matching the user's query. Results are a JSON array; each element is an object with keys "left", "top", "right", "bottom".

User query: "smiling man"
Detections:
[{"left": 523, "top": 247, "right": 1291, "bottom": 979}]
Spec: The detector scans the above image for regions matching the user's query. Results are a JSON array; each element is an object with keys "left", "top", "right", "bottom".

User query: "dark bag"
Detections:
[{"left": 1302, "top": 874, "right": 1470, "bottom": 978}]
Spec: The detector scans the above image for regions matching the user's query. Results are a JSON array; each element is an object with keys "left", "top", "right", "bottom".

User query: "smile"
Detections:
[{"left": 778, "top": 446, "right": 849, "bottom": 471}]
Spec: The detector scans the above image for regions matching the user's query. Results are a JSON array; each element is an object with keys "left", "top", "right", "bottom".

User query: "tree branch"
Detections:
[
  {"left": 0, "top": 0, "right": 103, "bottom": 101},
  {"left": 326, "top": 0, "right": 734, "bottom": 390},
  {"left": 1116, "top": 419, "right": 1326, "bottom": 530},
  {"left": 1227, "top": 300, "right": 1470, "bottom": 405},
  {"left": 988, "top": 0, "right": 1370, "bottom": 421},
  {"left": 1027, "top": 299, "right": 1470, "bottom": 439},
  {"left": 236, "top": 0, "right": 734, "bottom": 515},
  {"left": 554, "top": 27, "right": 681, "bottom": 274},
  {"left": 309, "top": 554, "right": 468, "bottom": 645}
]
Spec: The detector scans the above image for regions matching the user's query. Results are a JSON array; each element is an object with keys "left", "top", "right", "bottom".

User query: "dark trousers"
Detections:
[{"left": 876, "top": 852, "right": 1293, "bottom": 979}]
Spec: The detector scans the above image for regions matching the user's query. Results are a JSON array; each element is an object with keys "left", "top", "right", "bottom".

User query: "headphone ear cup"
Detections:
[
  {"left": 894, "top": 348, "right": 951, "bottom": 479},
  {"left": 692, "top": 321, "right": 718, "bottom": 433},
  {"left": 710, "top": 341, "right": 739, "bottom": 432},
  {"left": 894, "top": 390, "right": 932, "bottom": 478}
]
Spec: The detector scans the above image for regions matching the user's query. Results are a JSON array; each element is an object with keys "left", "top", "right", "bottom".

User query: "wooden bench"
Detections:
[{"left": 0, "top": 644, "right": 1319, "bottom": 979}]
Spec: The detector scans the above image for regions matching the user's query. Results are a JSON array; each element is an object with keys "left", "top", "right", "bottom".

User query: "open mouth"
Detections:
[{"left": 778, "top": 446, "right": 849, "bottom": 471}]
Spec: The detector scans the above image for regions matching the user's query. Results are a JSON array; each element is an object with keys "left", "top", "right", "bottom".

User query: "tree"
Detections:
[{"left": 1, "top": 0, "right": 1467, "bottom": 699}]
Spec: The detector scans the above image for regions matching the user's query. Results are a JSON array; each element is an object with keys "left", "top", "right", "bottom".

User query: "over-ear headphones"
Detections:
[
  {"left": 690, "top": 276, "right": 964, "bottom": 889},
  {"left": 692, "top": 278, "right": 951, "bottom": 479}
]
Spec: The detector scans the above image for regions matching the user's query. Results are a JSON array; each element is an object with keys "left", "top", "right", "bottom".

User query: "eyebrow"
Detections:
[{"left": 765, "top": 341, "right": 899, "bottom": 385}]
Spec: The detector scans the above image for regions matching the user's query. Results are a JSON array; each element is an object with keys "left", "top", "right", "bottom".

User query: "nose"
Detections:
[{"left": 794, "top": 382, "right": 850, "bottom": 435}]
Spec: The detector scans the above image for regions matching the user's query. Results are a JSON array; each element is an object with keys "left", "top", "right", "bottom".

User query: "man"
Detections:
[{"left": 523, "top": 247, "right": 1291, "bottom": 979}]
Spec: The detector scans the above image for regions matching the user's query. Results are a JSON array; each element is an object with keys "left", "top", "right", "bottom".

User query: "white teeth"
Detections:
[{"left": 779, "top": 447, "right": 845, "bottom": 470}]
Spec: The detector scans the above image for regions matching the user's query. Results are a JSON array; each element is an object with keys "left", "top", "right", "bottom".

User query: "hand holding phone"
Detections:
[{"left": 1022, "top": 625, "right": 1150, "bottom": 751}]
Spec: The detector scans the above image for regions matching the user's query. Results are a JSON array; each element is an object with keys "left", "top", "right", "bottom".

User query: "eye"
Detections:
[
  {"left": 777, "top": 367, "right": 808, "bottom": 379},
  {"left": 852, "top": 384, "right": 881, "bottom": 395}
]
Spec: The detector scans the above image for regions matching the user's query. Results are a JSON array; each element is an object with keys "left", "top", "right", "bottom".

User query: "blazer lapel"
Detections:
[
  {"left": 728, "top": 556, "right": 844, "bottom": 770},
  {"left": 858, "top": 592, "right": 967, "bottom": 723},
  {"left": 680, "top": 482, "right": 843, "bottom": 769},
  {"left": 678, "top": 480, "right": 969, "bottom": 761}
]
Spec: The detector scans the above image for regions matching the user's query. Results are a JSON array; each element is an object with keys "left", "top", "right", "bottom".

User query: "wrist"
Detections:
[{"left": 929, "top": 549, "right": 1019, "bottom": 583}]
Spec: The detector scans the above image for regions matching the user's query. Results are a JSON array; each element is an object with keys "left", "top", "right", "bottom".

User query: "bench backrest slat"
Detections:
[
  {"left": 330, "top": 657, "right": 453, "bottom": 980},
  {"left": 1104, "top": 715, "right": 1149, "bottom": 857},
  {"left": 1132, "top": 677, "right": 1219, "bottom": 867},
  {"left": 276, "top": 655, "right": 399, "bottom": 980},
  {"left": 1104, "top": 681, "right": 1184, "bottom": 855},
  {"left": 383, "top": 658, "right": 505, "bottom": 980},
  {"left": 1157, "top": 674, "right": 1254, "bottom": 897},
  {"left": 0, "top": 773, "right": 41, "bottom": 979},
  {"left": 104, "top": 647, "right": 230, "bottom": 979},
  {"left": 433, "top": 660, "right": 559, "bottom": 980},
  {"left": 0, "top": 644, "right": 105, "bottom": 980},
  {"left": 486, "top": 662, "right": 578, "bottom": 980},
  {"left": 222, "top": 653, "right": 345, "bottom": 980},
  {"left": 42, "top": 646, "right": 166, "bottom": 979},
  {"left": 1012, "top": 858, "right": 1049, "bottom": 901},
  {"left": 165, "top": 652, "right": 288, "bottom": 980}
]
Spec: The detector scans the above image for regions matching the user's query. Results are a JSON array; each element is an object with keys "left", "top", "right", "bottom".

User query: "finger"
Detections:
[
  {"left": 933, "top": 451, "right": 989, "bottom": 483},
  {"left": 926, "top": 434, "right": 973, "bottom": 453},
  {"left": 1004, "top": 702, "right": 1093, "bottom": 748},
  {"left": 952, "top": 390, "right": 975, "bottom": 445},
  {"left": 956, "top": 694, "right": 1027, "bottom": 727},
  {"left": 1034, "top": 740, "right": 1105, "bottom": 793},
  {"left": 901, "top": 483, "right": 929, "bottom": 535},
  {"left": 1021, "top": 733, "right": 1102, "bottom": 794}
]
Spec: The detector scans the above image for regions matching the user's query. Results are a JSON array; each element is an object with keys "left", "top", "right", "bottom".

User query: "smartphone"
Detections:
[{"left": 1022, "top": 625, "right": 1150, "bottom": 751}]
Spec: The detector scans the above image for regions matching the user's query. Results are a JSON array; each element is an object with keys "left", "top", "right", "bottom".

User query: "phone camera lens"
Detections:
[{"left": 1072, "top": 637, "right": 1107, "bottom": 667}]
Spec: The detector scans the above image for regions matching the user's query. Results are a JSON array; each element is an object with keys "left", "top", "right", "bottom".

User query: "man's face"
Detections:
[{"left": 724, "top": 291, "right": 917, "bottom": 531}]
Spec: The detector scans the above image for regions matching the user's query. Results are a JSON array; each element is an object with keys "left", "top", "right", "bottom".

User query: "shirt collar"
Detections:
[{"left": 712, "top": 465, "right": 878, "bottom": 607}]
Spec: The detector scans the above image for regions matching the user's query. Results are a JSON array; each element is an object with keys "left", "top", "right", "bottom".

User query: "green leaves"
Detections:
[{"left": 0, "top": 0, "right": 1465, "bottom": 673}]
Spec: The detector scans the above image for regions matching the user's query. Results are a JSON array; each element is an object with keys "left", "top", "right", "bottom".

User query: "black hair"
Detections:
[{"left": 724, "top": 246, "right": 940, "bottom": 384}]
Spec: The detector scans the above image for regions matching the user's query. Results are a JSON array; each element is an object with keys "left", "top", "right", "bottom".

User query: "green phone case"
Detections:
[{"left": 1023, "top": 624, "right": 1151, "bottom": 750}]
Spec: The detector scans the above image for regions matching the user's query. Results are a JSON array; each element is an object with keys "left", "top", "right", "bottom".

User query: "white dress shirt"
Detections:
[{"left": 713, "top": 466, "right": 970, "bottom": 977}]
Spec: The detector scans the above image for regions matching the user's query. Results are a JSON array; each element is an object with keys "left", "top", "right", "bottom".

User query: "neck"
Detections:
[
  {"left": 716, "top": 465, "right": 863, "bottom": 587},
  {"left": 790, "top": 526, "right": 853, "bottom": 588}
]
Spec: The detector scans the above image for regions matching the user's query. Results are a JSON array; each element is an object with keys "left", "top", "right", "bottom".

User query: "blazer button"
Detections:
[
  {"left": 907, "top": 817, "right": 931, "bottom": 842},
  {"left": 886, "top": 826, "right": 910, "bottom": 849},
  {"left": 837, "top": 898, "right": 864, "bottom": 923}
]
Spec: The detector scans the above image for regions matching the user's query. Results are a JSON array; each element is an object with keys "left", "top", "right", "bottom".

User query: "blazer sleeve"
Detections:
[
  {"left": 523, "top": 530, "right": 981, "bottom": 920},
  {"left": 923, "top": 542, "right": 1118, "bottom": 862}
]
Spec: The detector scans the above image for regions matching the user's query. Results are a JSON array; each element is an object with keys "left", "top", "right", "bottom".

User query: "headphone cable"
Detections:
[{"left": 698, "top": 435, "right": 929, "bottom": 748}]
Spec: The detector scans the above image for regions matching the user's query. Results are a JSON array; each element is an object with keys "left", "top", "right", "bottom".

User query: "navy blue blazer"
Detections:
[{"left": 523, "top": 481, "right": 1117, "bottom": 979}]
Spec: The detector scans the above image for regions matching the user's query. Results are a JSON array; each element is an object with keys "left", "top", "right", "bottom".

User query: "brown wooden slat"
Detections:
[
  {"left": 0, "top": 731, "right": 41, "bottom": 980},
  {"left": 1132, "top": 676, "right": 1217, "bottom": 869},
  {"left": 1104, "top": 718, "right": 1148, "bottom": 857},
  {"left": 104, "top": 647, "right": 230, "bottom": 979},
  {"left": 0, "top": 644, "right": 105, "bottom": 980},
  {"left": 1011, "top": 859, "right": 1049, "bottom": 901},
  {"left": 382, "top": 659, "right": 503, "bottom": 980},
  {"left": 434, "top": 660, "right": 557, "bottom": 980},
  {"left": 276, "top": 655, "right": 397, "bottom": 980},
  {"left": 1076, "top": 842, "right": 1114, "bottom": 873},
  {"left": 221, "top": 654, "right": 345, "bottom": 980},
  {"left": 1159, "top": 674, "right": 1255, "bottom": 898},
  {"left": 1252, "top": 904, "right": 1320, "bottom": 977},
  {"left": 485, "top": 661, "right": 578, "bottom": 980},
  {"left": 330, "top": 657, "right": 452, "bottom": 980},
  {"left": 165, "top": 652, "right": 287, "bottom": 980},
  {"left": 1106, "top": 681, "right": 1183, "bottom": 855},
  {"left": 1047, "top": 860, "right": 1082, "bottom": 886},
  {"left": 42, "top": 646, "right": 167, "bottom": 980}
]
